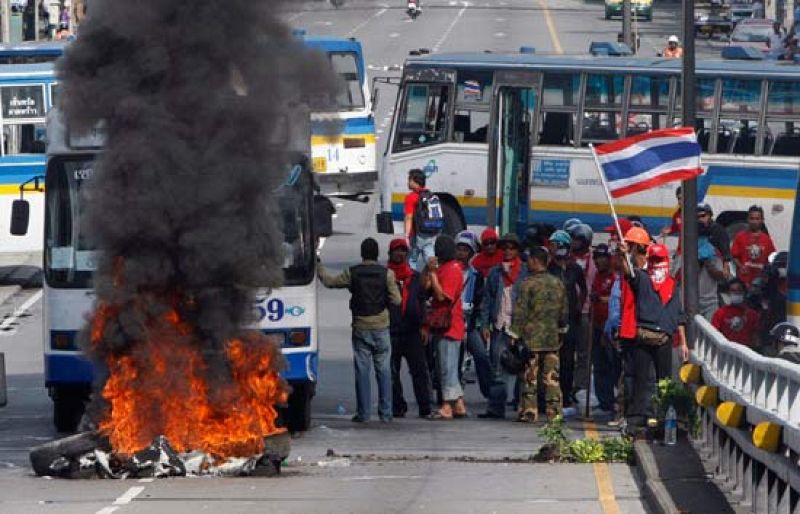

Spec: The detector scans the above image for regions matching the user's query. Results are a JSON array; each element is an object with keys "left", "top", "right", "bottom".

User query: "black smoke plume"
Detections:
[{"left": 56, "top": 0, "right": 336, "bottom": 431}]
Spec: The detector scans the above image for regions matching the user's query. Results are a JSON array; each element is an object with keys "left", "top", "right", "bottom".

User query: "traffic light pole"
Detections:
[{"left": 681, "top": 0, "right": 699, "bottom": 346}]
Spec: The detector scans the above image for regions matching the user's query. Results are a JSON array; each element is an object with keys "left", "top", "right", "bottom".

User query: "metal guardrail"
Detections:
[{"left": 690, "top": 315, "right": 800, "bottom": 513}]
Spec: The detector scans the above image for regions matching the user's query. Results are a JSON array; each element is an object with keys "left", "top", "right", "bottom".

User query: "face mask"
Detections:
[
  {"left": 729, "top": 294, "right": 745, "bottom": 305},
  {"left": 778, "top": 268, "right": 787, "bottom": 278},
  {"left": 652, "top": 268, "right": 667, "bottom": 284},
  {"left": 554, "top": 248, "right": 569, "bottom": 259}
]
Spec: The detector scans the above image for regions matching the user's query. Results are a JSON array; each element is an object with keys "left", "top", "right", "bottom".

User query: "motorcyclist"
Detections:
[{"left": 768, "top": 322, "right": 800, "bottom": 364}]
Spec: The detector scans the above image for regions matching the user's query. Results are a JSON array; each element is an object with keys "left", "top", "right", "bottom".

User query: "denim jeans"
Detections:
[
  {"left": 436, "top": 337, "right": 463, "bottom": 401},
  {"left": 487, "top": 330, "right": 515, "bottom": 417},
  {"left": 352, "top": 328, "right": 392, "bottom": 420},
  {"left": 591, "top": 327, "right": 619, "bottom": 412},
  {"left": 410, "top": 233, "right": 437, "bottom": 272},
  {"left": 465, "top": 329, "right": 492, "bottom": 399}
]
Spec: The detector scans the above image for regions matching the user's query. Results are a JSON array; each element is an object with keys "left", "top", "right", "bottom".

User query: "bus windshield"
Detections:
[
  {"left": 329, "top": 52, "right": 365, "bottom": 111},
  {"left": 44, "top": 156, "right": 316, "bottom": 288}
]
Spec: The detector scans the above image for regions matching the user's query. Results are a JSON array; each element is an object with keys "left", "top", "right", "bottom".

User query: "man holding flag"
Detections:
[{"left": 590, "top": 127, "right": 701, "bottom": 427}]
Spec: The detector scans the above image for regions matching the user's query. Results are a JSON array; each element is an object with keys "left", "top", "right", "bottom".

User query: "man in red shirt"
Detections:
[
  {"left": 712, "top": 279, "right": 760, "bottom": 348},
  {"left": 589, "top": 244, "right": 618, "bottom": 413},
  {"left": 404, "top": 169, "right": 439, "bottom": 271},
  {"left": 731, "top": 205, "right": 776, "bottom": 290},
  {"left": 423, "top": 235, "right": 465, "bottom": 419}
]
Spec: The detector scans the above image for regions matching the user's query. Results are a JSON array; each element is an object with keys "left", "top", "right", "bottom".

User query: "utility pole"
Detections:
[
  {"left": 622, "top": 0, "right": 633, "bottom": 48},
  {"left": 1, "top": 0, "right": 10, "bottom": 43},
  {"left": 34, "top": 0, "right": 39, "bottom": 41},
  {"left": 681, "top": 0, "right": 699, "bottom": 345}
]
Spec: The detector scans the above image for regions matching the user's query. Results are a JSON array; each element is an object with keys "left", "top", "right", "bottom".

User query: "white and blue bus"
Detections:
[
  {"left": 0, "top": 62, "right": 57, "bottom": 253},
  {"left": 376, "top": 52, "right": 800, "bottom": 249},
  {"left": 11, "top": 110, "right": 330, "bottom": 433}
]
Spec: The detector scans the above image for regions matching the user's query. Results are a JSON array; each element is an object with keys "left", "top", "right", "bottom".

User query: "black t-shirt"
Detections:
[
  {"left": 548, "top": 262, "right": 587, "bottom": 322},
  {"left": 627, "top": 269, "right": 685, "bottom": 335}
]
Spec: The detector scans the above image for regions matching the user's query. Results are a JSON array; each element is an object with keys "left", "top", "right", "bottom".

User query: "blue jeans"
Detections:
[
  {"left": 410, "top": 233, "right": 437, "bottom": 272},
  {"left": 436, "top": 337, "right": 463, "bottom": 401},
  {"left": 591, "top": 327, "right": 619, "bottom": 412},
  {"left": 487, "top": 330, "right": 515, "bottom": 417},
  {"left": 352, "top": 328, "right": 392, "bottom": 420},
  {"left": 465, "top": 329, "right": 492, "bottom": 399}
]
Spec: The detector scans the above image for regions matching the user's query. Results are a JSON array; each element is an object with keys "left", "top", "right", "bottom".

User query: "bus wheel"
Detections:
[
  {"left": 287, "top": 382, "right": 313, "bottom": 433},
  {"left": 53, "top": 388, "right": 87, "bottom": 433},
  {"left": 442, "top": 202, "right": 465, "bottom": 237}
]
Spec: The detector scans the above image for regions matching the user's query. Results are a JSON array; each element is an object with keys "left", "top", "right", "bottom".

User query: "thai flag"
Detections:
[
  {"left": 595, "top": 127, "right": 703, "bottom": 198},
  {"left": 463, "top": 80, "right": 482, "bottom": 99}
]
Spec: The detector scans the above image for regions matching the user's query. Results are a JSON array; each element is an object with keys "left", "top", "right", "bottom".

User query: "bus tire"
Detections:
[
  {"left": 53, "top": 389, "right": 86, "bottom": 433},
  {"left": 441, "top": 202, "right": 465, "bottom": 237},
  {"left": 286, "top": 382, "right": 313, "bottom": 433}
]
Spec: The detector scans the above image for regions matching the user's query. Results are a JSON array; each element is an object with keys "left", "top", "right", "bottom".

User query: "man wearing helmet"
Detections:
[
  {"left": 620, "top": 231, "right": 689, "bottom": 427},
  {"left": 548, "top": 230, "right": 588, "bottom": 407},
  {"left": 769, "top": 322, "right": 800, "bottom": 364},
  {"left": 662, "top": 35, "right": 683, "bottom": 58},
  {"left": 568, "top": 222, "right": 596, "bottom": 393}
]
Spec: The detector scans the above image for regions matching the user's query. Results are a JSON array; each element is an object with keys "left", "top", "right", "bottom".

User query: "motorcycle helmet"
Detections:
[
  {"left": 769, "top": 322, "right": 800, "bottom": 346},
  {"left": 563, "top": 218, "right": 583, "bottom": 232},
  {"left": 549, "top": 229, "right": 572, "bottom": 247},
  {"left": 568, "top": 223, "right": 594, "bottom": 245}
]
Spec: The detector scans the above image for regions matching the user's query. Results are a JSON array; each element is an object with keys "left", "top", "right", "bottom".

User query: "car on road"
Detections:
[
  {"left": 729, "top": 18, "right": 774, "bottom": 52},
  {"left": 729, "top": 2, "right": 755, "bottom": 24},
  {"left": 604, "top": 0, "right": 652, "bottom": 21}
]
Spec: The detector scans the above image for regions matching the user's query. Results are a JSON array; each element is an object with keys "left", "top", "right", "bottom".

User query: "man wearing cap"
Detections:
[
  {"left": 511, "top": 246, "right": 568, "bottom": 422},
  {"left": 386, "top": 239, "right": 432, "bottom": 418},
  {"left": 590, "top": 244, "right": 618, "bottom": 414},
  {"left": 548, "top": 230, "right": 587, "bottom": 407},
  {"left": 472, "top": 228, "right": 504, "bottom": 278},
  {"left": 455, "top": 231, "right": 492, "bottom": 399},
  {"left": 662, "top": 35, "right": 683, "bottom": 58},
  {"left": 478, "top": 233, "right": 528, "bottom": 418},
  {"left": 697, "top": 203, "right": 732, "bottom": 279},
  {"left": 318, "top": 238, "right": 403, "bottom": 423}
]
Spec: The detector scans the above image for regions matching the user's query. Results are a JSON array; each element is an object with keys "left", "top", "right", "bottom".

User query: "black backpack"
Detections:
[{"left": 413, "top": 190, "right": 444, "bottom": 236}]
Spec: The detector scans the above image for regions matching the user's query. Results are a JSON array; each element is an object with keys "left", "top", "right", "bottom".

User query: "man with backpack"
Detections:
[
  {"left": 318, "top": 238, "right": 403, "bottom": 423},
  {"left": 404, "top": 169, "right": 444, "bottom": 271}
]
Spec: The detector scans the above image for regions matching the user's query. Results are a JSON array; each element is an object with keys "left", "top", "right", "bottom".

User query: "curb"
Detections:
[{"left": 633, "top": 440, "right": 680, "bottom": 514}]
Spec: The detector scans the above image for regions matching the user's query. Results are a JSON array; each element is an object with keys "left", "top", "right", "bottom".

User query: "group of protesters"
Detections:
[{"left": 318, "top": 168, "right": 794, "bottom": 428}]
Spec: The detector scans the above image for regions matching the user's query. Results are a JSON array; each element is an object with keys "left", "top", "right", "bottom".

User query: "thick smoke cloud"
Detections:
[{"left": 56, "top": 0, "right": 336, "bottom": 423}]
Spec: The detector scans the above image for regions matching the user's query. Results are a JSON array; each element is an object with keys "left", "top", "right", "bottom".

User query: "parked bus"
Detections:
[
  {"left": 0, "top": 41, "right": 67, "bottom": 64},
  {"left": 300, "top": 34, "right": 377, "bottom": 196},
  {"left": 11, "top": 109, "right": 330, "bottom": 433},
  {"left": 0, "top": 62, "right": 57, "bottom": 253},
  {"left": 376, "top": 52, "right": 800, "bottom": 249}
]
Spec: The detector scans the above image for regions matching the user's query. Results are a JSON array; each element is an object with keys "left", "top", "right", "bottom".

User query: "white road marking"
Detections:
[
  {"left": 113, "top": 486, "right": 145, "bottom": 505},
  {"left": 286, "top": 12, "right": 305, "bottom": 22},
  {"left": 375, "top": 8, "right": 388, "bottom": 17},
  {"left": 318, "top": 237, "right": 328, "bottom": 254},
  {"left": 433, "top": 3, "right": 469, "bottom": 52},
  {"left": 389, "top": 32, "right": 400, "bottom": 38},
  {"left": 138, "top": 477, "right": 154, "bottom": 483},
  {"left": 494, "top": 32, "right": 506, "bottom": 38},
  {"left": 95, "top": 508, "right": 119, "bottom": 514},
  {"left": 347, "top": 8, "right": 386, "bottom": 37},
  {"left": 0, "top": 290, "right": 43, "bottom": 333}
]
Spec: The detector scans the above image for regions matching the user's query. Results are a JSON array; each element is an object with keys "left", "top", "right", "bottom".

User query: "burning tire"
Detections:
[{"left": 286, "top": 382, "right": 314, "bottom": 432}]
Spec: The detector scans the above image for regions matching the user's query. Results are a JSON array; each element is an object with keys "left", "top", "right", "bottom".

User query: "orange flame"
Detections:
[{"left": 91, "top": 301, "right": 288, "bottom": 460}]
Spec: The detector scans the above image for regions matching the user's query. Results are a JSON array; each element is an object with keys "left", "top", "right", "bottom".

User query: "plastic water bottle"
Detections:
[
  {"left": 336, "top": 402, "right": 347, "bottom": 416},
  {"left": 664, "top": 405, "right": 678, "bottom": 446}
]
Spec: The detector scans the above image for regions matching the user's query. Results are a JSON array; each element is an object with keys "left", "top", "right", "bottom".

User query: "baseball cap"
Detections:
[
  {"left": 604, "top": 218, "right": 633, "bottom": 235},
  {"left": 389, "top": 238, "right": 409, "bottom": 252}
]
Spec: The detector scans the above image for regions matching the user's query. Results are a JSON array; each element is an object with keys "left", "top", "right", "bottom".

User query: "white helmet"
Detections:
[{"left": 668, "top": 35, "right": 680, "bottom": 44}]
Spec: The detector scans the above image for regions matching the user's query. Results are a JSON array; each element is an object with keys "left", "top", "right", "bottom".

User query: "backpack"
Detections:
[{"left": 413, "top": 190, "right": 444, "bottom": 236}]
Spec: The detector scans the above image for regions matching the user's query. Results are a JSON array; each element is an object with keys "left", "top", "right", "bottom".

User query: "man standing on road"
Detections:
[
  {"left": 697, "top": 203, "right": 733, "bottom": 279},
  {"left": 404, "top": 169, "right": 442, "bottom": 271},
  {"left": 548, "top": 230, "right": 587, "bottom": 408},
  {"left": 478, "top": 233, "right": 528, "bottom": 419},
  {"left": 318, "top": 238, "right": 402, "bottom": 423},
  {"left": 471, "top": 228, "right": 504, "bottom": 278},
  {"left": 662, "top": 35, "right": 684, "bottom": 58},
  {"left": 731, "top": 205, "right": 776, "bottom": 290},
  {"left": 387, "top": 239, "right": 432, "bottom": 419},
  {"left": 512, "top": 246, "right": 568, "bottom": 422},
  {"left": 590, "top": 244, "right": 618, "bottom": 415}
]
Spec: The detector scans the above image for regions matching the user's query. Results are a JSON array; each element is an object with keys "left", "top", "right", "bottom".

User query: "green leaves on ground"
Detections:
[{"left": 535, "top": 416, "right": 633, "bottom": 463}]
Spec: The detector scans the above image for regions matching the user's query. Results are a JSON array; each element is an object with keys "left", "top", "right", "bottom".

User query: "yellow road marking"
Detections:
[
  {"left": 539, "top": 0, "right": 564, "bottom": 55},
  {"left": 584, "top": 421, "right": 622, "bottom": 514}
]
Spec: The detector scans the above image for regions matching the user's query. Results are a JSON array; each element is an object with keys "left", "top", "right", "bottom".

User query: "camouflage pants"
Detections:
[{"left": 518, "top": 351, "right": 562, "bottom": 420}]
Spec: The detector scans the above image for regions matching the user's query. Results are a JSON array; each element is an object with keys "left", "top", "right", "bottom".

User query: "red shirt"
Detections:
[
  {"left": 591, "top": 270, "right": 617, "bottom": 328},
  {"left": 670, "top": 208, "right": 682, "bottom": 253},
  {"left": 403, "top": 189, "right": 428, "bottom": 237},
  {"left": 731, "top": 230, "right": 776, "bottom": 288},
  {"left": 711, "top": 305, "right": 760, "bottom": 347},
  {"left": 433, "top": 260, "right": 465, "bottom": 341}
]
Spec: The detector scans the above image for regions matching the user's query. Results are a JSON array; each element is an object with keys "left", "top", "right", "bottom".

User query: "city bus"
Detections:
[
  {"left": 300, "top": 34, "right": 377, "bottom": 196},
  {"left": 10, "top": 110, "right": 330, "bottom": 433},
  {"left": 376, "top": 52, "right": 800, "bottom": 250},
  {"left": 0, "top": 41, "right": 67, "bottom": 64},
  {"left": 0, "top": 62, "right": 57, "bottom": 253}
]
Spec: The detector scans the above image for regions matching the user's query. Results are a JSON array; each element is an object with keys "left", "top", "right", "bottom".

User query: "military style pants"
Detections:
[{"left": 518, "top": 350, "right": 562, "bottom": 420}]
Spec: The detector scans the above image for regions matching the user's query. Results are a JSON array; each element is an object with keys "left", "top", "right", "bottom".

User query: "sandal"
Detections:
[
  {"left": 453, "top": 398, "right": 468, "bottom": 418},
  {"left": 428, "top": 410, "right": 454, "bottom": 420},
  {"left": 515, "top": 411, "right": 538, "bottom": 423}
]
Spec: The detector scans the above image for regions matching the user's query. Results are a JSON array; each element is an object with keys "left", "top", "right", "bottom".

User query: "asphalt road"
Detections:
[{"left": 0, "top": 1, "right": 719, "bottom": 512}]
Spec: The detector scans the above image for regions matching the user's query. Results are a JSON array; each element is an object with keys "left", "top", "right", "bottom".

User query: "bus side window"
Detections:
[
  {"left": 2, "top": 123, "right": 46, "bottom": 155},
  {"left": 766, "top": 80, "right": 800, "bottom": 156},
  {"left": 395, "top": 83, "right": 450, "bottom": 152},
  {"left": 538, "top": 111, "right": 574, "bottom": 146},
  {"left": 453, "top": 109, "right": 489, "bottom": 143}
]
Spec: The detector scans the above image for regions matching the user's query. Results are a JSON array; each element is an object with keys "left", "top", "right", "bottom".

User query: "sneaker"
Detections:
[{"left": 351, "top": 415, "right": 367, "bottom": 423}]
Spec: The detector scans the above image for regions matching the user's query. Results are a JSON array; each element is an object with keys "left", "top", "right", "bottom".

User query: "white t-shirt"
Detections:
[{"left": 769, "top": 33, "right": 785, "bottom": 49}]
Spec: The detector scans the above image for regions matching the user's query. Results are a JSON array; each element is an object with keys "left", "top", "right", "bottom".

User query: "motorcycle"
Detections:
[{"left": 407, "top": 1, "right": 421, "bottom": 19}]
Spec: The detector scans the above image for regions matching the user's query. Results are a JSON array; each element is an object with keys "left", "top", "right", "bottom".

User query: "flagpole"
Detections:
[{"left": 589, "top": 143, "right": 635, "bottom": 277}]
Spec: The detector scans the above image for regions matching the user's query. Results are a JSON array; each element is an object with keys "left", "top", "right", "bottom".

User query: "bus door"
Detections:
[{"left": 487, "top": 71, "right": 539, "bottom": 236}]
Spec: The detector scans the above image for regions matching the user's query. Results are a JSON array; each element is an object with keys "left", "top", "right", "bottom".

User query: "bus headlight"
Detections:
[
  {"left": 287, "top": 329, "right": 310, "bottom": 346},
  {"left": 51, "top": 331, "right": 78, "bottom": 351}
]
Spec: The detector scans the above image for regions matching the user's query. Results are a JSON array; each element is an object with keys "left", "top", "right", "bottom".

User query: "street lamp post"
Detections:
[
  {"left": 1, "top": 0, "right": 10, "bottom": 43},
  {"left": 681, "top": 0, "right": 699, "bottom": 344},
  {"left": 623, "top": 0, "right": 633, "bottom": 48}
]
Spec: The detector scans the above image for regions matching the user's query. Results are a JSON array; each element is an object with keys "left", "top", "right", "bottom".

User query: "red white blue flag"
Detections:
[{"left": 595, "top": 127, "right": 703, "bottom": 198}]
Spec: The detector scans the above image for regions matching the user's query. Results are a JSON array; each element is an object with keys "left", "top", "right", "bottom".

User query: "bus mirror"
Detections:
[
  {"left": 10, "top": 199, "right": 30, "bottom": 236},
  {"left": 313, "top": 196, "right": 335, "bottom": 238}
]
